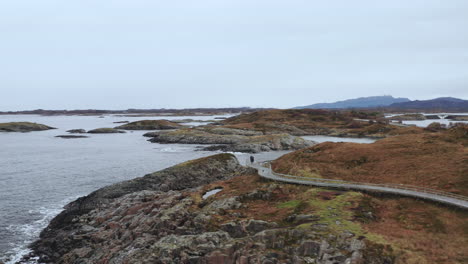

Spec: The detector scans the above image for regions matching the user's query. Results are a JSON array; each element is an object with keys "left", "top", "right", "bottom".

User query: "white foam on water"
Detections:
[
  {"left": 159, "top": 147, "right": 178, "bottom": 152},
  {"left": 3, "top": 195, "right": 83, "bottom": 264}
]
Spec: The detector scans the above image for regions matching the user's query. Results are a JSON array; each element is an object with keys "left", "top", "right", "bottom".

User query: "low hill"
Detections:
[
  {"left": 272, "top": 124, "right": 468, "bottom": 195},
  {"left": 296, "top": 96, "right": 410, "bottom": 109},
  {"left": 387, "top": 97, "right": 468, "bottom": 111},
  {"left": 221, "top": 109, "right": 422, "bottom": 137}
]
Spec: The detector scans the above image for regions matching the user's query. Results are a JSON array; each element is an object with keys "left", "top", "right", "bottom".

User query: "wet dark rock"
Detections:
[{"left": 55, "top": 135, "right": 89, "bottom": 139}]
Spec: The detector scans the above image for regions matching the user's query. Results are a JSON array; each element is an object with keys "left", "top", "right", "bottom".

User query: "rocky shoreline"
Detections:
[
  {"left": 22, "top": 154, "right": 396, "bottom": 264},
  {"left": 0, "top": 122, "right": 55, "bottom": 132},
  {"left": 144, "top": 127, "right": 315, "bottom": 153}
]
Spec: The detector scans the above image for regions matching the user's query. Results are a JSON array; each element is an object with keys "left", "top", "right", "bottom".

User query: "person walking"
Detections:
[{"left": 250, "top": 156, "right": 254, "bottom": 164}]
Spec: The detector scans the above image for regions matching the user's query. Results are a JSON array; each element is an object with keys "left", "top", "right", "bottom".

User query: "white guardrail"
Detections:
[{"left": 247, "top": 160, "right": 468, "bottom": 209}]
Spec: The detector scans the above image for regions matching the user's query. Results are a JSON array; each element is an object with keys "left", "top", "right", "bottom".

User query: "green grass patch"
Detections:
[
  {"left": 277, "top": 200, "right": 301, "bottom": 208},
  {"left": 296, "top": 168, "right": 322, "bottom": 178},
  {"left": 305, "top": 190, "right": 388, "bottom": 244}
]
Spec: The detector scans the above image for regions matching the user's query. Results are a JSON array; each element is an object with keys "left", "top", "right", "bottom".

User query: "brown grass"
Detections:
[
  {"left": 221, "top": 109, "right": 423, "bottom": 136},
  {"left": 363, "top": 197, "right": 468, "bottom": 264},
  {"left": 272, "top": 127, "right": 468, "bottom": 195}
]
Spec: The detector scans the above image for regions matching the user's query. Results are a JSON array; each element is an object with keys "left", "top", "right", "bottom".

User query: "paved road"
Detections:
[
  {"left": 248, "top": 162, "right": 468, "bottom": 210},
  {"left": 353, "top": 118, "right": 413, "bottom": 127}
]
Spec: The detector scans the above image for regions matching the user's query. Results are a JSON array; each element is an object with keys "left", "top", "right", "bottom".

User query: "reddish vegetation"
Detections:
[
  {"left": 272, "top": 125, "right": 468, "bottom": 195},
  {"left": 224, "top": 109, "right": 356, "bottom": 127},
  {"left": 190, "top": 173, "right": 468, "bottom": 264},
  {"left": 363, "top": 197, "right": 468, "bottom": 264},
  {"left": 222, "top": 109, "right": 423, "bottom": 136}
]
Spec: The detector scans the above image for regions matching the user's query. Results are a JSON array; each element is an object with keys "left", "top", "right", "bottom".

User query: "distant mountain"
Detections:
[
  {"left": 295, "top": 96, "right": 410, "bottom": 109},
  {"left": 388, "top": 97, "right": 468, "bottom": 111}
]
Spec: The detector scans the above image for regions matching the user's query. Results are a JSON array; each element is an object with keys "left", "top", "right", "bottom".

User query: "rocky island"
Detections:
[
  {"left": 55, "top": 135, "right": 89, "bottom": 139},
  {"left": 115, "top": 119, "right": 183, "bottom": 130},
  {"left": 87, "top": 128, "right": 126, "bottom": 134},
  {"left": 144, "top": 127, "right": 314, "bottom": 153},
  {"left": 66, "top": 129, "right": 87, "bottom": 134},
  {"left": 219, "top": 109, "right": 423, "bottom": 138},
  {"left": 140, "top": 109, "right": 429, "bottom": 153},
  {"left": 0, "top": 122, "right": 55, "bottom": 132}
]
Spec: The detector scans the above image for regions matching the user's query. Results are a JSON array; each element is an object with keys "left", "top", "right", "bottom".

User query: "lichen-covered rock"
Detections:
[
  {"left": 28, "top": 154, "right": 247, "bottom": 263},
  {"left": 26, "top": 154, "right": 396, "bottom": 264},
  {"left": 0, "top": 122, "right": 55, "bottom": 132}
]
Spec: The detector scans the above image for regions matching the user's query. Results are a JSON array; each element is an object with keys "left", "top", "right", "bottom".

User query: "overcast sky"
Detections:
[{"left": 1, "top": 0, "right": 467, "bottom": 110}]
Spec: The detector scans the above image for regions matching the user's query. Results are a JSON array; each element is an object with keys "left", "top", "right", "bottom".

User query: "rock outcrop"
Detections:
[
  {"left": 29, "top": 154, "right": 246, "bottom": 263},
  {"left": 26, "top": 155, "right": 397, "bottom": 264},
  {"left": 66, "top": 129, "right": 86, "bottom": 133},
  {"left": 144, "top": 128, "right": 314, "bottom": 153},
  {"left": 115, "top": 119, "right": 183, "bottom": 130},
  {"left": 87, "top": 128, "right": 126, "bottom": 134},
  {"left": 0, "top": 122, "right": 55, "bottom": 132},
  {"left": 220, "top": 109, "right": 424, "bottom": 138}
]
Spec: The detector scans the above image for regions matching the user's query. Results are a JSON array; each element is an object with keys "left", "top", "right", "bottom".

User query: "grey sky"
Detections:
[{"left": 1, "top": 0, "right": 467, "bottom": 110}]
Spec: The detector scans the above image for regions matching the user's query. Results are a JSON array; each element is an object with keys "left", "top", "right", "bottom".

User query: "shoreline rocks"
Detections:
[
  {"left": 25, "top": 154, "right": 397, "bottom": 264},
  {"left": 0, "top": 122, "right": 55, "bottom": 132},
  {"left": 28, "top": 154, "right": 247, "bottom": 263},
  {"left": 145, "top": 128, "right": 315, "bottom": 153}
]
